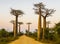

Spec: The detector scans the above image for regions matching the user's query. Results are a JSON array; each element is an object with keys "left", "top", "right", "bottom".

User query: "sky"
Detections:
[{"left": 0, "top": 0, "right": 60, "bottom": 32}]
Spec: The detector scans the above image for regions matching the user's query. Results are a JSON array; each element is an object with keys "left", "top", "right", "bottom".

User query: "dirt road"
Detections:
[{"left": 9, "top": 35, "right": 44, "bottom": 44}]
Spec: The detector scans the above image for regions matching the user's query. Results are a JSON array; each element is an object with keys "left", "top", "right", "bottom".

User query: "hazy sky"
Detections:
[{"left": 0, "top": 0, "right": 60, "bottom": 32}]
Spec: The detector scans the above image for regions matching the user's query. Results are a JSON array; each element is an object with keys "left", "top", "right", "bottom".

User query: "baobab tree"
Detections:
[
  {"left": 10, "top": 20, "right": 16, "bottom": 37},
  {"left": 42, "top": 8, "right": 55, "bottom": 40},
  {"left": 34, "top": 2, "right": 45, "bottom": 40},
  {"left": 18, "top": 22, "right": 23, "bottom": 33},
  {"left": 10, "top": 8, "right": 24, "bottom": 37},
  {"left": 26, "top": 22, "right": 32, "bottom": 35}
]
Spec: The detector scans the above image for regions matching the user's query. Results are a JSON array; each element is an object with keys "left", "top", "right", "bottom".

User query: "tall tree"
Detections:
[
  {"left": 10, "top": 20, "right": 16, "bottom": 37},
  {"left": 18, "top": 22, "right": 23, "bottom": 33},
  {"left": 42, "top": 8, "right": 55, "bottom": 40},
  {"left": 34, "top": 2, "right": 45, "bottom": 40},
  {"left": 10, "top": 8, "right": 24, "bottom": 37},
  {"left": 26, "top": 22, "right": 31, "bottom": 35}
]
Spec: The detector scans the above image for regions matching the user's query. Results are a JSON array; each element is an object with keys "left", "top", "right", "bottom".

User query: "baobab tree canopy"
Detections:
[
  {"left": 34, "top": 2, "right": 45, "bottom": 15},
  {"left": 18, "top": 22, "right": 23, "bottom": 25},
  {"left": 10, "top": 8, "right": 24, "bottom": 16},
  {"left": 27, "top": 22, "right": 32, "bottom": 24},
  {"left": 34, "top": 2, "right": 45, "bottom": 8},
  {"left": 10, "top": 20, "right": 15, "bottom": 24}
]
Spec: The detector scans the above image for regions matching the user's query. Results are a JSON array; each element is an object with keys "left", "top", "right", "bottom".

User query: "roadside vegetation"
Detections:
[
  {"left": 0, "top": 28, "right": 23, "bottom": 44},
  {"left": 0, "top": 22, "right": 60, "bottom": 44},
  {"left": 25, "top": 22, "right": 60, "bottom": 44}
]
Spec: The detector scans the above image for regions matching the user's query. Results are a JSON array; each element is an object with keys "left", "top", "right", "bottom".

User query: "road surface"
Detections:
[{"left": 9, "top": 35, "right": 44, "bottom": 44}]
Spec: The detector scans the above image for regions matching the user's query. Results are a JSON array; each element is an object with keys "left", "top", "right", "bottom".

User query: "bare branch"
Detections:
[
  {"left": 45, "top": 9, "right": 55, "bottom": 17},
  {"left": 41, "top": 15, "right": 45, "bottom": 17}
]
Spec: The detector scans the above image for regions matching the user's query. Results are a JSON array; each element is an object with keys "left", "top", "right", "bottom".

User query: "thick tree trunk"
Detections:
[
  {"left": 37, "top": 7, "right": 41, "bottom": 40},
  {"left": 19, "top": 24, "right": 20, "bottom": 33},
  {"left": 28, "top": 24, "right": 30, "bottom": 35},
  {"left": 13, "top": 24, "right": 14, "bottom": 37},
  {"left": 37, "top": 15, "right": 41, "bottom": 40},
  {"left": 13, "top": 24, "right": 14, "bottom": 33},
  {"left": 13, "top": 23, "right": 16, "bottom": 37},
  {"left": 42, "top": 17, "right": 46, "bottom": 40},
  {"left": 15, "top": 16, "right": 18, "bottom": 36}
]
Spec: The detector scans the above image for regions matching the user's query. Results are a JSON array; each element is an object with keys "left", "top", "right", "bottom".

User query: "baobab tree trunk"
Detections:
[
  {"left": 13, "top": 24, "right": 14, "bottom": 33},
  {"left": 15, "top": 16, "right": 18, "bottom": 36},
  {"left": 19, "top": 24, "right": 20, "bottom": 33},
  {"left": 13, "top": 23, "right": 14, "bottom": 37},
  {"left": 37, "top": 15, "right": 41, "bottom": 40},
  {"left": 28, "top": 24, "right": 30, "bottom": 35},
  {"left": 43, "top": 17, "right": 46, "bottom": 40},
  {"left": 13, "top": 23, "right": 16, "bottom": 37},
  {"left": 37, "top": 7, "right": 41, "bottom": 40}
]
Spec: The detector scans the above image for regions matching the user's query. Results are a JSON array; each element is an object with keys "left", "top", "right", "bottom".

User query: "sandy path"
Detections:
[{"left": 9, "top": 35, "right": 44, "bottom": 44}]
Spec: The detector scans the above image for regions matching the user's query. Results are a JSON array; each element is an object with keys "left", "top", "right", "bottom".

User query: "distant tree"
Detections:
[
  {"left": 26, "top": 22, "right": 32, "bottom": 36},
  {"left": 10, "top": 20, "right": 16, "bottom": 37},
  {"left": 25, "top": 30, "right": 28, "bottom": 35},
  {"left": 10, "top": 8, "right": 24, "bottom": 37},
  {"left": 18, "top": 22, "right": 23, "bottom": 33}
]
